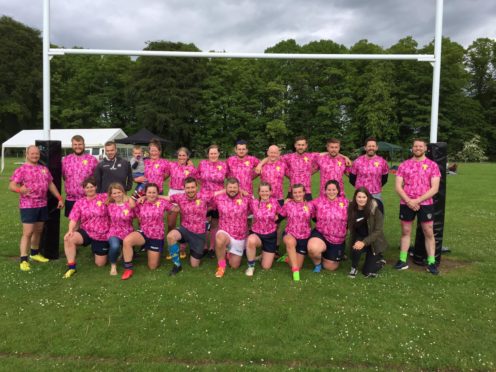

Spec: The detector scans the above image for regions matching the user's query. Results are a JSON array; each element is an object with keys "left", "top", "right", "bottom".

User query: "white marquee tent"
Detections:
[{"left": 1, "top": 128, "right": 127, "bottom": 172}]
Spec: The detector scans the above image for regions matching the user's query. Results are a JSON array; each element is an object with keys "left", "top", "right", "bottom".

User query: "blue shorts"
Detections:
[
  {"left": 78, "top": 229, "right": 109, "bottom": 256},
  {"left": 310, "top": 229, "right": 345, "bottom": 262},
  {"left": 283, "top": 230, "right": 309, "bottom": 256},
  {"left": 137, "top": 230, "right": 164, "bottom": 253},
  {"left": 20, "top": 206, "right": 49, "bottom": 224},
  {"left": 250, "top": 230, "right": 278, "bottom": 253}
]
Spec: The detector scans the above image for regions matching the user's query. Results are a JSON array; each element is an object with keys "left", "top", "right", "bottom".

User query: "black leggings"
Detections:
[{"left": 350, "top": 245, "right": 384, "bottom": 275}]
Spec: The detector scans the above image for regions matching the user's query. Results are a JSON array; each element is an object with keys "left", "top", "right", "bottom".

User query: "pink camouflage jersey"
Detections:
[
  {"left": 11, "top": 163, "right": 53, "bottom": 209},
  {"left": 250, "top": 197, "right": 281, "bottom": 235},
  {"left": 134, "top": 199, "right": 173, "bottom": 240},
  {"left": 279, "top": 200, "right": 315, "bottom": 239},
  {"left": 282, "top": 152, "right": 319, "bottom": 194},
  {"left": 397, "top": 157, "right": 441, "bottom": 206},
  {"left": 212, "top": 193, "right": 251, "bottom": 240},
  {"left": 197, "top": 160, "right": 228, "bottom": 192},
  {"left": 169, "top": 162, "right": 197, "bottom": 190},
  {"left": 226, "top": 155, "right": 260, "bottom": 196},
  {"left": 170, "top": 192, "right": 213, "bottom": 234},
  {"left": 144, "top": 158, "right": 170, "bottom": 193},
  {"left": 62, "top": 153, "right": 99, "bottom": 201},
  {"left": 69, "top": 193, "right": 109, "bottom": 241},
  {"left": 312, "top": 196, "right": 348, "bottom": 244},
  {"left": 314, "top": 154, "right": 349, "bottom": 196},
  {"left": 107, "top": 201, "right": 135, "bottom": 240},
  {"left": 351, "top": 154, "right": 389, "bottom": 194},
  {"left": 260, "top": 160, "right": 287, "bottom": 200}
]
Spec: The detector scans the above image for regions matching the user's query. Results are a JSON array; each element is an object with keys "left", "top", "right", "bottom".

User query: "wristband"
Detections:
[
  {"left": 15, "top": 187, "right": 21, "bottom": 193},
  {"left": 57, "top": 195, "right": 63, "bottom": 202}
]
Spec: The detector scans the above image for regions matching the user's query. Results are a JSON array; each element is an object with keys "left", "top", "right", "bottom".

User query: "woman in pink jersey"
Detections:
[
  {"left": 9, "top": 145, "right": 64, "bottom": 272},
  {"left": 308, "top": 180, "right": 349, "bottom": 273},
  {"left": 139, "top": 139, "right": 170, "bottom": 195},
  {"left": 63, "top": 177, "right": 110, "bottom": 278},
  {"left": 197, "top": 144, "right": 228, "bottom": 257},
  {"left": 106, "top": 183, "right": 136, "bottom": 276},
  {"left": 121, "top": 183, "right": 176, "bottom": 280},
  {"left": 245, "top": 182, "right": 281, "bottom": 276},
  {"left": 167, "top": 147, "right": 197, "bottom": 259},
  {"left": 279, "top": 184, "right": 315, "bottom": 281}
]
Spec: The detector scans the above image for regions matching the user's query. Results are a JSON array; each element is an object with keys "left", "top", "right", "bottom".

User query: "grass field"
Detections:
[{"left": 0, "top": 159, "right": 495, "bottom": 371}]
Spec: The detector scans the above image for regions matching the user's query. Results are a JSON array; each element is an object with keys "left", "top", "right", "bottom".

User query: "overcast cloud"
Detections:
[{"left": 1, "top": 0, "right": 495, "bottom": 52}]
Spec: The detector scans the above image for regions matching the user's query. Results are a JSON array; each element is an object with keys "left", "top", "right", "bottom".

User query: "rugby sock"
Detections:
[
  {"left": 399, "top": 251, "right": 408, "bottom": 263},
  {"left": 123, "top": 261, "right": 133, "bottom": 270},
  {"left": 20, "top": 256, "right": 28, "bottom": 262},
  {"left": 30, "top": 248, "right": 40, "bottom": 256},
  {"left": 218, "top": 259, "right": 226, "bottom": 269},
  {"left": 427, "top": 256, "right": 436, "bottom": 265},
  {"left": 313, "top": 263, "right": 322, "bottom": 273},
  {"left": 248, "top": 260, "right": 255, "bottom": 268},
  {"left": 68, "top": 261, "right": 76, "bottom": 270},
  {"left": 292, "top": 267, "right": 300, "bottom": 281},
  {"left": 169, "top": 243, "right": 181, "bottom": 267},
  {"left": 209, "top": 227, "right": 218, "bottom": 250}
]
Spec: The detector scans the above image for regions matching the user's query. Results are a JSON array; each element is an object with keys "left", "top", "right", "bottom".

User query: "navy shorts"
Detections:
[
  {"left": 177, "top": 225, "right": 206, "bottom": 260},
  {"left": 283, "top": 230, "right": 309, "bottom": 255},
  {"left": 399, "top": 204, "right": 434, "bottom": 223},
  {"left": 310, "top": 229, "right": 345, "bottom": 262},
  {"left": 64, "top": 200, "right": 76, "bottom": 218},
  {"left": 251, "top": 230, "right": 278, "bottom": 253},
  {"left": 78, "top": 229, "right": 109, "bottom": 256},
  {"left": 20, "top": 206, "right": 49, "bottom": 224},
  {"left": 137, "top": 230, "right": 164, "bottom": 253}
]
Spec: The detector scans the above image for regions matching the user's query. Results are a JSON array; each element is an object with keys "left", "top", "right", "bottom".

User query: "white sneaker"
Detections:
[
  {"left": 348, "top": 267, "right": 358, "bottom": 278},
  {"left": 245, "top": 266, "right": 255, "bottom": 277}
]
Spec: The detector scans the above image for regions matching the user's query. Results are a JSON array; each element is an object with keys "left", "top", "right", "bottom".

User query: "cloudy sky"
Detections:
[{"left": 1, "top": 0, "right": 495, "bottom": 52}]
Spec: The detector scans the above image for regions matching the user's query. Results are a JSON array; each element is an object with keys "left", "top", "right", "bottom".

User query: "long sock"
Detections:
[
  {"left": 399, "top": 251, "right": 408, "bottom": 263},
  {"left": 68, "top": 261, "right": 76, "bottom": 270},
  {"left": 292, "top": 266, "right": 300, "bottom": 281},
  {"left": 218, "top": 259, "right": 226, "bottom": 268},
  {"left": 30, "top": 248, "right": 39, "bottom": 256},
  {"left": 427, "top": 255, "right": 436, "bottom": 265},
  {"left": 209, "top": 227, "right": 218, "bottom": 250},
  {"left": 248, "top": 260, "right": 255, "bottom": 268},
  {"left": 124, "top": 261, "right": 133, "bottom": 270},
  {"left": 20, "top": 256, "right": 28, "bottom": 262},
  {"left": 169, "top": 243, "right": 181, "bottom": 267}
]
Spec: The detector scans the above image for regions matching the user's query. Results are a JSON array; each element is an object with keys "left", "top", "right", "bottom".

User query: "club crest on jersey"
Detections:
[
  {"left": 276, "top": 166, "right": 281, "bottom": 172},
  {"left": 236, "top": 199, "right": 243, "bottom": 205},
  {"left": 155, "top": 201, "right": 161, "bottom": 207},
  {"left": 422, "top": 164, "right": 428, "bottom": 171},
  {"left": 184, "top": 170, "right": 190, "bottom": 176},
  {"left": 195, "top": 199, "right": 201, "bottom": 206},
  {"left": 303, "top": 205, "right": 309, "bottom": 213},
  {"left": 304, "top": 156, "right": 309, "bottom": 163},
  {"left": 41, "top": 168, "right": 47, "bottom": 174},
  {"left": 154, "top": 164, "right": 160, "bottom": 169},
  {"left": 123, "top": 209, "right": 129, "bottom": 216},
  {"left": 338, "top": 161, "right": 342, "bottom": 167},
  {"left": 244, "top": 161, "right": 250, "bottom": 166},
  {"left": 82, "top": 159, "right": 88, "bottom": 166},
  {"left": 217, "top": 165, "right": 222, "bottom": 171},
  {"left": 374, "top": 161, "right": 379, "bottom": 167},
  {"left": 96, "top": 201, "right": 103, "bottom": 207},
  {"left": 339, "top": 202, "right": 345, "bottom": 208},
  {"left": 266, "top": 203, "right": 272, "bottom": 210}
]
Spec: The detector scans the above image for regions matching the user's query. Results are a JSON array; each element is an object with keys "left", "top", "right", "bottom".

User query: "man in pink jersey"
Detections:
[
  {"left": 260, "top": 145, "right": 287, "bottom": 203},
  {"left": 226, "top": 140, "right": 260, "bottom": 196},
  {"left": 62, "top": 135, "right": 99, "bottom": 217},
  {"left": 349, "top": 137, "right": 389, "bottom": 203},
  {"left": 394, "top": 139, "right": 440, "bottom": 275},
  {"left": 9, "top": 145, "right": 64, "bottom": 271},
  {"left": 314, "top": 138, "right": 350, "bottom": 196},
  {"left": 212, "top": 178, "right": 251, "bottom": 278}
]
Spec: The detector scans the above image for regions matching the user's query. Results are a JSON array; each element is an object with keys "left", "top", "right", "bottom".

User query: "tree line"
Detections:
[{"left": 1, "top": 16, "right": 495, "bottom": 158}]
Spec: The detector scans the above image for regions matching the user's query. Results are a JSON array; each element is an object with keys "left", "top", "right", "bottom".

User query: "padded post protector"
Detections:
[
  {"left": 36, "top": 140, "right": 62, "bottom": 259},
  {"left": 413, "top": 142, "right": 447, "bottom": 265}
]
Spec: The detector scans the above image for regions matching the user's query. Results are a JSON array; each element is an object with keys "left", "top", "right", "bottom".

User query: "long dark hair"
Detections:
[{"left": 347, "top": 187, "right": 374, "bottom": 230}]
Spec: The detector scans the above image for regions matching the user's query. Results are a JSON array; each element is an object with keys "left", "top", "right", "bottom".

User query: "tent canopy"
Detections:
[
  {"left": 115, "top": 128, "right": 171, "bottom": 145},
  {"left": 1, "top": 128, "right": 127, "bottom": 172}
]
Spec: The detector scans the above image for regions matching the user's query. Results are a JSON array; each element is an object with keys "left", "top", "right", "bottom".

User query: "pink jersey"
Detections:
[
  {"left": 260, "top": 160, "right": 287, "bottom": 200},
  {"left": 397, "top": 157, "right": 441, "bottom": 206},
  {"left": 169, "top": 162, "right": 197, "bottom": 190},
  {"left": 107, "top": 201, "right": 135, "bottom": 240},
  {"left": 69, "top": 193, "right": 109, "bottom": 241},
  {"left": 144, "top": 158, "right": 170, "bottom": 193},
  {"left": 134, "top": 199, "right": 173, "bottom": 240},
  {"left": 282, "top": 152, "right": 319, "bottom": 194},
  {"left": 351, "top": 155, "right": 389, "bottom": 194},
  {"left": 62, "top": 153, "right": 99, "bottom": 201},
  {"left": 279, "top": 200, "right": 315, "bottom": 239},
  {"left": 250, "top": 197, "right": 281, "bottom": 235},
  {"left": 312, "top": 196, "right": 348, "bottom": 244},
  {"left": 197, "top": 160, "right": 228, "bottom": 192},
  {"left": 226, "top": 155, "right": 260, "bottom": 196},
  {"left": 213, "top": 193, "right": 251, "bottom": 240},
  {"left": 170, "top": 192, "right": 213, "bottom": 234},
  {"left": 314, "top": 154, "right": 349, "bottom": 196},
  {"left": 11, "top": 163, "right": 53, "bottom": 209}
]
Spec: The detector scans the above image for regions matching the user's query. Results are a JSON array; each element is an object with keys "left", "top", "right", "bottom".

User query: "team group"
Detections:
[{"left": 9, "top": 135, "right": 441, "bottom": 280}]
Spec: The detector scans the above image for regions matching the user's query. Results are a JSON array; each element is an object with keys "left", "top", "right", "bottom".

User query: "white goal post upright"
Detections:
[{"left": 42, "top": 0, "right": 444, "bottom": 142}]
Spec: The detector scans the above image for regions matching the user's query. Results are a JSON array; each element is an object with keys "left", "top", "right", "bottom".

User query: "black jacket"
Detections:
[{"left": 94, "top": 156, "right": 133, "bottom": 193}]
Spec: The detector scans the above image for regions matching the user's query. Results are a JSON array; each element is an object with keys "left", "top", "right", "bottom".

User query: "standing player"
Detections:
[
  {"left": 142, "top": 139, "right": 170, "bottom": 195},
  {"left": 94, "top": 141, "right": 133, "bottom": 193},
  {"left": 394, "top": 139, "right": 441, "bottom": 275},
  {"left": 314, "top": 138, "right": 350, "bottom": 196},
  {"left": 349, "top": 137, "right": 389, "bottom": 201},
  {"left": 226, "top": 140, "right": 259, "bottom": 196},
  {"left": 9, "top": 145, "right": 64, "bottom": 271},
  {"left": 260, "top": 145, "right": 287, "bottom": 204},
  {"left": 62, "top": 135, "right": 99, "bottom": 217},
  {"left": 212, "top": 178, "right": 251, "bottom": 278}
]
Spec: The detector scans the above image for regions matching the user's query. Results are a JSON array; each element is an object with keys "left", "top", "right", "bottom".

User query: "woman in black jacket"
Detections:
[{"left": 347, "top": 187, "right": 388, "bottom": 278}]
